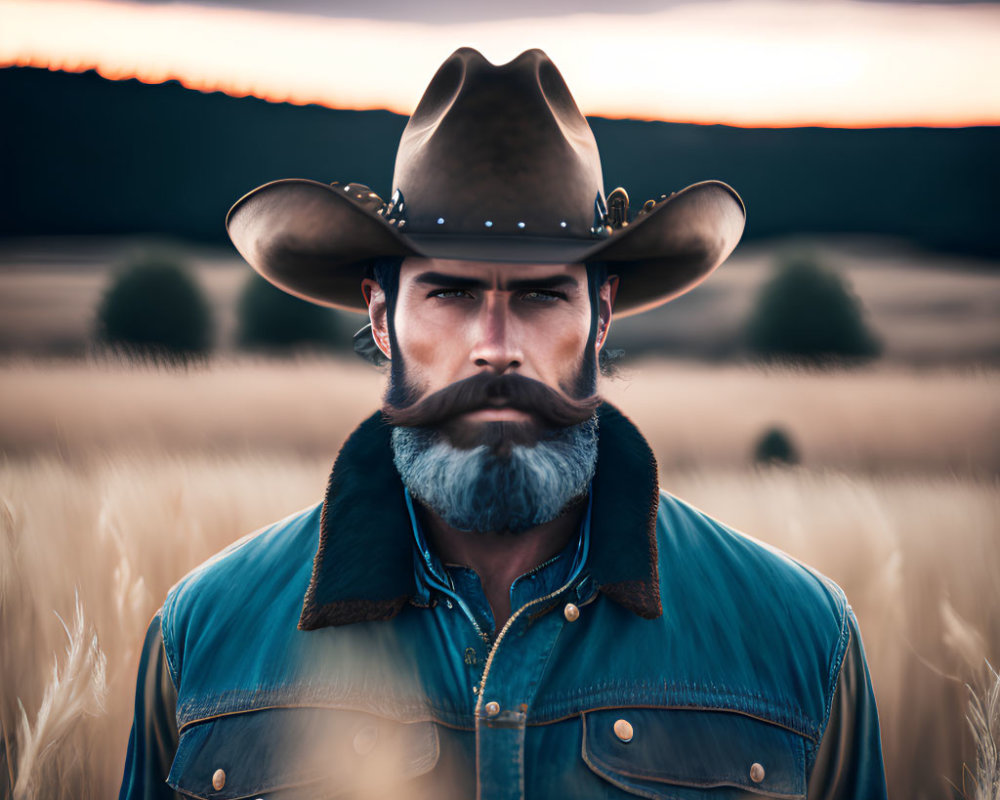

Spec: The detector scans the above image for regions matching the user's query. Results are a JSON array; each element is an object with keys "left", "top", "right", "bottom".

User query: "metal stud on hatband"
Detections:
[{"left": 607, "top": 187, "right": 630, "bottom": 229}]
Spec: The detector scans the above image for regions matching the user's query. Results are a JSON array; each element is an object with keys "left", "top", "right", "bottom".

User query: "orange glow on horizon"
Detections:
[{"left": 2, "top": 0, "right": 999, "bottom": 128}]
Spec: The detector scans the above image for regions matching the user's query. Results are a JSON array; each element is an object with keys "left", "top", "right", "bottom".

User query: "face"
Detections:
[
  {"left": 365, "top": 257, "right": 618, "bottom": 533},
  {"left": 363, "top": 258, "right": 618, "bottom": 419}
]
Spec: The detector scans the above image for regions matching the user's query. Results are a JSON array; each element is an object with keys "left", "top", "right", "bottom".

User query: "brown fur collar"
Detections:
[{"left": 298, "top": 403, "right": 661, "bottom": 630}]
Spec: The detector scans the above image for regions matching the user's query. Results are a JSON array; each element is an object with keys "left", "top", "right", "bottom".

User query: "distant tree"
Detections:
[
  {"left": 753, "top": 426, "right": 799, "bottom": 466},
  {"left": 95, "top": 254, "right": 213, "bottom": 359},
  {"left": 745, "top": 255, "right": 881, "bottom": 364},
  {"left": 236, "top": 273, "right": 354, "bottom": 352}
]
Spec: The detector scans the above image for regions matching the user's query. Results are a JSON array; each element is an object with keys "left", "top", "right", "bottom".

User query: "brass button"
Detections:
[
  {"left": 353, "top": 724, "right": 378, "bottom": 756},
  {"left": 750, "top": 762, "right": 766, "bottom": 783},
  {"left": 484, "top": 701, "right": 500, "bottom": 717},
  {"left": 563, "top": 603, "right": 580, "bottom": 622},
  {"left": 211, "top": 768, "right": 226, "bottom": 790},
  {"left": 613, "top": 719, "right": 633, "bottom": 743}
]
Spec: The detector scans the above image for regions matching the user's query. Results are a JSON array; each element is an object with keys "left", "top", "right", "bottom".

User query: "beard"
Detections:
[{"left": 383, "top": 371, "right": 601, "bottom": 534}]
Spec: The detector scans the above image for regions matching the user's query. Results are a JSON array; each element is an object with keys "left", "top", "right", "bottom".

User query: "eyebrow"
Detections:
[{"left": 414, "top": 271, "right": 579, "bottom": 291}]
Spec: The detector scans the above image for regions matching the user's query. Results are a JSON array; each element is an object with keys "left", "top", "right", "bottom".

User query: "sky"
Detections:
[{"left": 2, "top": 0, "right": 999, "bottom": 126}]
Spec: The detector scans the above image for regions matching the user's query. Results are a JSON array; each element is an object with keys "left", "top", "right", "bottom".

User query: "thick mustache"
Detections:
[{"left": 382, "top": 372, "right": 600, "bottom": 431}]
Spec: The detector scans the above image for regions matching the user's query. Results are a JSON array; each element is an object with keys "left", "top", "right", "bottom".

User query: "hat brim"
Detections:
[{"left": 226, "top": 179, "right": 744, "bottom": 317}]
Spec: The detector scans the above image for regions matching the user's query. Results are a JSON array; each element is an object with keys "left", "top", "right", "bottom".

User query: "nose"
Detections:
[{"left": 469, "top": 293, "right": 522, "bottom": 374}]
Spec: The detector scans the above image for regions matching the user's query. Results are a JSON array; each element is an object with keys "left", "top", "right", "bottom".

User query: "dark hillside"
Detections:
[{"left": 2, "top": 67, "right": 997, "bottom": 257}]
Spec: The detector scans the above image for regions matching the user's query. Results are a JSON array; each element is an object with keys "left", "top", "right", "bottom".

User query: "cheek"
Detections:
[
  {"left": 525, "top": 304, "right": 592, "bottom": 377},
  {"left": 393, "top": 303, "right": 467, "bottom": 384}
]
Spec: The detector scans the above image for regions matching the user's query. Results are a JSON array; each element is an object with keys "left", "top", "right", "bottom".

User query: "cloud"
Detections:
[{"left": 3, "top": 0, "right": 999, "bottom": 125}]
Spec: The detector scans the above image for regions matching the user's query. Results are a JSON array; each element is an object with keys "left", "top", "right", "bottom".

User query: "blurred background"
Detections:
[{"left": 1, "top": 0, "right": 998, "bottom": 798}]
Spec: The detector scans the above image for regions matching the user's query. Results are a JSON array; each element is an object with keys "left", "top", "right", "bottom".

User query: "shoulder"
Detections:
[
  {"left": 654, "top": 489, "right": 852, "bottom": 733},
  {"left": 160, "top": 501, "right": 323, "bottom": 684},
  {"left": 656, "top": 488, "right": 848, "bottom": 622}
]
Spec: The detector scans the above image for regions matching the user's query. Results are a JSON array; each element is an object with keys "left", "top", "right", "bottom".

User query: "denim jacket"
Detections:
[{"left": 120, "top": 404, "right": 887, "bottom": 799}]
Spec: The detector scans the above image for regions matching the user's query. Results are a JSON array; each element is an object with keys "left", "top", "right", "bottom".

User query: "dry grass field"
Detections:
[
  {"left": 1, "top": 356, "right": 998, "bottom": 798},
  {"left": 2, "top": 235, "right": 999, "bottom": 365}
]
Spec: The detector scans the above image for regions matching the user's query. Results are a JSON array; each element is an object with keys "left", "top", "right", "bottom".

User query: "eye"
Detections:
[
  {"left": 428, "top": 288, "right": 473, "bottom": 299},
  {"left": 519, "top": 290, "right": 565, "bottom": 303}
]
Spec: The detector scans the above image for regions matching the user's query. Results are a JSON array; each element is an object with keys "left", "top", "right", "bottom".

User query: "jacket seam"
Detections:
[
  {"left": 159, "top": 600, "right": 181, "bottom": 692},
  {"left": 820, "top": 603, "right": 853, "bottom": 744}
]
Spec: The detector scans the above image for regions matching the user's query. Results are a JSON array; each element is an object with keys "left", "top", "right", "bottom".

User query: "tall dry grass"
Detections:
[
  {"left": 1, "top": 355, "right": 997, "bottom": 474},
  {"left": 1, "top": 357, "right": 998, "bottom": 797}
]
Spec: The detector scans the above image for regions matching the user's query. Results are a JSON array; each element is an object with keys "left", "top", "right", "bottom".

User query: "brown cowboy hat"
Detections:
[{"left": 226, "top": 47, "right": 745, "bottom": 318}]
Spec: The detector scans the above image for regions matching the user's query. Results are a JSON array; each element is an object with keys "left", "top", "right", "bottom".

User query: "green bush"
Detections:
[
  {"left": 753, "top": 426, "right": 799, "bottom": 466},
  {"left": 236, "top": 273, "right": 355, "bottom": 352},
  {"left": 95, "top": 255, "right": 213, "bottom": 358},
  {"left": 745, "top": 255, "right": 881, "bottom": 364}
]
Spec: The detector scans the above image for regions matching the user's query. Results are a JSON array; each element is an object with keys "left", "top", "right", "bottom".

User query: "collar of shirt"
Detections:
[
  {"left": 298, "top": 403, "right": 661, "bottom": 630},
  {"left": 405, "top": 486, "right": 592, "bottom": 635}
]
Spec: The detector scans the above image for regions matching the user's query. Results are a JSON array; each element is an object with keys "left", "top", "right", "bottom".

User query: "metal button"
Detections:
[
  {"left": 212, "top": 769, "right": 226, "bottom": 790},
  {"left": 563, "top": 603, "right": 580, "bottom": 622},
  {"left": 613, "top": 719, "right": 633, "bottom": 743},
  {"left": 484, "top": 701, "right": 500, "bottom": 717},
  {"left": 750, "top": 762, "right": 765, "bottom": 783},
  {"left": 353, "top": 724, "right": 379, "bottom": 756}
]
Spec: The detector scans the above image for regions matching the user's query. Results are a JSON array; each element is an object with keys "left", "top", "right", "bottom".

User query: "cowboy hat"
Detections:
[{"left": 226, "top": 47, "right": 745, "bottom": 318}]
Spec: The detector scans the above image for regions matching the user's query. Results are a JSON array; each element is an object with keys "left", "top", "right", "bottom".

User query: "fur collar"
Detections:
[{"left": 298, "top": 403, "right": 661, "bottom": 630}]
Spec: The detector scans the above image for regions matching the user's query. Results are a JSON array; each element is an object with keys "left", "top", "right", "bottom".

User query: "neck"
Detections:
[{"left": 418, "top": 498, "right": 586, "bottom": 631}]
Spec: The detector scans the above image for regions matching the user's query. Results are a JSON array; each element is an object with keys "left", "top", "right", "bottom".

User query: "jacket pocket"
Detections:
[
  {"left": 581, "top": 708, "right": 807, "bottom": 799},
  {"left": 167, "top": 707, "right": 440, "bottom": 800}
]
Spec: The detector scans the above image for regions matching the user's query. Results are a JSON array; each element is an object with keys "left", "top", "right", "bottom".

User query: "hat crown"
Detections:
[{"left": 392, "top": 48, "right": 605, "bottom": 239}]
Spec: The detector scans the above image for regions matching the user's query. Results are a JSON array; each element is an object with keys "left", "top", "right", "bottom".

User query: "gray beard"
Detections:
[{"left": 390, "top": 417, "right": 599, "bottom": 534}]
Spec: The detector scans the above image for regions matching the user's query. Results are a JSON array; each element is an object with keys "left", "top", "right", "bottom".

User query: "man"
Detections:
[{"left": 120, "top": 48, "right": 887, "bottom": 799}]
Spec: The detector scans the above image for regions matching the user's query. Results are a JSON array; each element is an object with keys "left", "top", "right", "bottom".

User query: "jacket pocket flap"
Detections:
[
  {"left": 582, "top": 708, "right": 807, "bottom": 799},
  {"left": 167, "top": 707, "right": 440, "bottom": 800}
]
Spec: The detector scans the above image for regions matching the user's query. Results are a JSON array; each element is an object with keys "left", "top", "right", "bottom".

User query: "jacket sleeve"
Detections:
[
  {"left": 119, "top": 611, "right": 182, "bottom": 800},
  {"left": 807, "top": 608, "right": 888, "bottom": 799}
]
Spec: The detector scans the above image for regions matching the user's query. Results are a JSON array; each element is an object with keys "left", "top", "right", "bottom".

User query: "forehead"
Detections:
[{"left": 399, "top": 257, "right": 587, "bottom": 286}]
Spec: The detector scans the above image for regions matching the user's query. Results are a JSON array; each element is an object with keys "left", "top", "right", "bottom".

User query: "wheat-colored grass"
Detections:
[
  {"left": 1, "top": 358, "right": 998, "bottom": 798},
  {"left": 1, "top": 355, "right": 997, "bottom": 474}
]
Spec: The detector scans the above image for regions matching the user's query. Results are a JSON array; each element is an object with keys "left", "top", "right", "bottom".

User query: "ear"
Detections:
[
  {"left": 596, "top": 275, "right": 619, "bottom": 351},
  {"left": 361, "top": 278, "right": 392, "bottom": 360}
]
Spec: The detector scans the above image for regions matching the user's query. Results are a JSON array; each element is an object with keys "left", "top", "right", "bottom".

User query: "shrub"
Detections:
[
  {"left": 94, "top": 255, "right": 213, "bottom": 358},
  {"left": 236, "top": 274, "right": 355, "bottom": 352},
  {"left": 753, "top": 426, "right": 799, "bottom": 466},
  {"left": 745, "top": 254, "right": 881, "bottom": 364}
]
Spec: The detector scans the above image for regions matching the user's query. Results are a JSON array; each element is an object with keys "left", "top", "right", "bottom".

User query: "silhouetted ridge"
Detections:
[{"left": 2, "top": 66, "right": 997, "bottom": 258}]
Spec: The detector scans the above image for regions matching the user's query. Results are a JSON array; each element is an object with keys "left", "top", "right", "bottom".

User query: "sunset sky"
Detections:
[{"left": 2, "top": 0, "right": 999, "bottom": 127}]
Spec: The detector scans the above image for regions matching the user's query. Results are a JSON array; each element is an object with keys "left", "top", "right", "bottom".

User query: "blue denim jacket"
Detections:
[{"left": 120, "top": 404, "right": 887, "bottom": 799}]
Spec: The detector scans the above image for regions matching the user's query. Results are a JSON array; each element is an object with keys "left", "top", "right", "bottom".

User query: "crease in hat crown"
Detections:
[
  {"left": 225, "top": 46, "right": 746, "bottom": 316},
  {"left": 391, "top": 47, "right": 605, "bottom": 240}
]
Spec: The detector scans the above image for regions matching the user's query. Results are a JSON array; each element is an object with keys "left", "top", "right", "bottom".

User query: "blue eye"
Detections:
[{"left": 429, "top": 288, "right": 471, "bottom": 299}]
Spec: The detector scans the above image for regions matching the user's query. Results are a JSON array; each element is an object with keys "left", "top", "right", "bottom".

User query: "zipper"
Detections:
[
  {"left": 473, "top": 580, "right": 572, "bottom": 716},
  {"left": 474, "top": 489, "right": 593, "bottom": 715}
]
